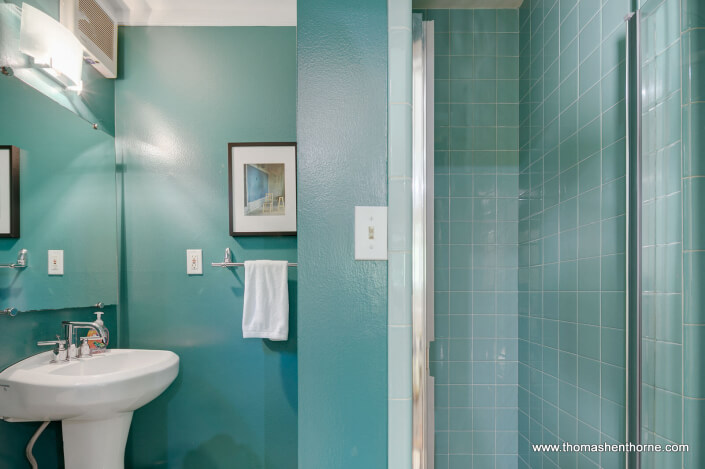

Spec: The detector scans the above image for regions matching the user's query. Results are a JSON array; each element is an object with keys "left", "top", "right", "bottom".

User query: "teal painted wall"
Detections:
[
  {"left": 0, "top": 74, "right": 118, "bottom": 312},
  {"left": 115, "top": 27, "right": 297, "bottom": 468},
  {"left": 0, "top": 305, "right": 118, "bottom": 468},
  {"left": 517, "top": 0, "right": 631, "bottom": 468},
  {"left": 415, "top": 8, "right": 521, "bottom": 468},
  {"left": 297, "top": 0, "right": 388, "bottom": 467}
]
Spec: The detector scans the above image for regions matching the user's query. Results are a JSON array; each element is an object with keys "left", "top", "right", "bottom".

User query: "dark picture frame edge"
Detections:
[
  {"left": 0, "top": 145, "right": 20, "bottom": 239},
  {"left": 228, "top": 142, "right": 297, "bottom": 237}
]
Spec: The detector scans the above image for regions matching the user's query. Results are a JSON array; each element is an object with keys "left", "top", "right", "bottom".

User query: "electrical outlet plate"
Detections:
[
  {"left": 187, "top": 249, "right": 202, "bottom": 275},
  {"left": 355, "top": 206, "right": 388, "bottom": 260},
  {"left": 48, "top": 250, "right": 64, "bottom": 275}
]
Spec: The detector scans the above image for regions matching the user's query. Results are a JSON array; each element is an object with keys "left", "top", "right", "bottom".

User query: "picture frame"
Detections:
[
  {"left": 228, "top": 142, "right": 297, "bottom": 236},
  {"left": 0, "top": 146, "right": 20, "bottom": 238}
]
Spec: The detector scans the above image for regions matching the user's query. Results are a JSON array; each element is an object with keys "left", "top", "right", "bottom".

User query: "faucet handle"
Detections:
[
  {"left": 37, "top": 339, "right": 67, "bottom": 363},
  {"left": 37, "top": 339, "right": 66, "bottom": 347}
]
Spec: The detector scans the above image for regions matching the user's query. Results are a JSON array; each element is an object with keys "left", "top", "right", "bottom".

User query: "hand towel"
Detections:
[{"left": 242, "top": 260, "right": 289, "bottom": 341}]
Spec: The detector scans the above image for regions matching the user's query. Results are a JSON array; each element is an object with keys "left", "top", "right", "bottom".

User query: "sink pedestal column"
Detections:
[{"left": 62, "top": 412, "right": 133, "bottom": 469}]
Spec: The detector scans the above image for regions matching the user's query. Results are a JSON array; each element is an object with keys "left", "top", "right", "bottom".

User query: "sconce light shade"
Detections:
[{"left": 18, "top": 3, "right": 83, "bottom": 88}]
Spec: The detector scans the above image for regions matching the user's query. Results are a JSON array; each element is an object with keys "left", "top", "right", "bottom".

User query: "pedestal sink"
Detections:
[{"left": 0, "top": 349, "right": 179, "bottom": 469}]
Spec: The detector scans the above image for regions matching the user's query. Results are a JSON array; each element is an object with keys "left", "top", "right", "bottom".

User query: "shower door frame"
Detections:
[
  {"left": 411, "top": 15, "right": 434, "bottom": 469},
  {"left": 625, "top": 10, "right": 642, "bottom": 469}
]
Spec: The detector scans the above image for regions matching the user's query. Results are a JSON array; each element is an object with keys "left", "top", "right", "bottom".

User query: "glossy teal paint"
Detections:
[
  {"left": 0, "top": 305, "right": 118, "bottom": 468},
  {"left": 115, "top": 27, "right": 297, "bottom": 468},
  {"left": 0, "top": 75, "right": 118, "bottom": 312},
  {"left": 297, "top": 0, "right": 388, "bottom": 467}
]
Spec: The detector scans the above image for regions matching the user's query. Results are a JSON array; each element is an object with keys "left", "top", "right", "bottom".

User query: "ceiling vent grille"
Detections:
[
  {"left": 60, "top": 0, "right": 117, "bottom": 78},
  {"left": 78, "top": 0, "right": 114, "bottom": 61}
]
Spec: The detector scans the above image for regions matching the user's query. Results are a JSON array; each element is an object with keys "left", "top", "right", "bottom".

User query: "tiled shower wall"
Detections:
[
  {"left": 517, "top": 0, "right": 631, "bottom": 468},
  {"left": 388, "top": 0, "right": 413, "bottom": 468},
  {"left": 418, "top": 8, "right": 522, "bottom": 468},
  {"left": 681, "top": 0, "right": 705, "bottom": 466}
]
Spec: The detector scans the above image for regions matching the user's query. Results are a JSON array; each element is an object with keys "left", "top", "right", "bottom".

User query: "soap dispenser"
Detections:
[{"left": 87, "top": 311, "right": 109, "bottom": 353}]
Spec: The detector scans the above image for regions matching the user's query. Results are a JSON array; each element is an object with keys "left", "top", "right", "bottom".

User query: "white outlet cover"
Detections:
[
  {"left": 48, "top": 250, "right": 64, "bottom": 275},
  {"left": 187, "top": 249, "right": 203, "bottom": 275},
  {"left": 355, "top": 206, "right": 388, "bottom": 260}
]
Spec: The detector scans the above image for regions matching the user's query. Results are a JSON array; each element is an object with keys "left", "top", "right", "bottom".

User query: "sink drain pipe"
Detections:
[{"left": 26, "top": 421, "right": 50, "bottom": 469}]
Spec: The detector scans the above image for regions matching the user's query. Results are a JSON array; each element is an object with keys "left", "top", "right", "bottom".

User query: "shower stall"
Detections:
[{"left": 410, "top": 1, "right": 704, "bottom": 468}]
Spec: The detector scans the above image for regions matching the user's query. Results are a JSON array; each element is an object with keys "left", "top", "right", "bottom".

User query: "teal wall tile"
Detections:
[
  {"left": 684, "top": 105, "right": 705, "bottom": 178},
  {"left": 389, "top": 326, "right": 413, "bottom": 399},
  {"left": 684, "top": 398, "right": 705, "bottom": 468},
  {"left": 683, "top": 325, "right": 705, "bottom": 398},
  {"left": 389, "top": 251, "right": 412, "bottom": 326},
  {"left": 684, "top": 177, "right": 705, "bottom": 251},
  {"left": 682, "top": 0, "right": 705, "bottom": 29},
  {"left": 389, "top": 29, "right": 412, "bottom": 104},
  {"left": 389, "top": 178, "right": 413, "bottom": 250},
  {"left": 684, "top": 251, "right": 705, "bottom": 325},
  {"left": 388, "top": 398, "right": 413, "bottom": 469},
  {"left": 389, "top": 104, "right": 413, "bottom": 178},
  {"left": 432, "top": 8, "right": 519, "bottom": 466},
  {"left": 517, "top": 0, "right": 634, "bottom": 465}
]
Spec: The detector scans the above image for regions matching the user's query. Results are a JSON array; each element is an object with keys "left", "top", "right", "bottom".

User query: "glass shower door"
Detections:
[{"left": 635, "top": 1, "right": 687, "bottom": 468}]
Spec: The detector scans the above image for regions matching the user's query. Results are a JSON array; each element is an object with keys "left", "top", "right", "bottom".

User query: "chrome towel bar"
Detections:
[
  {"left": 1, "top": 308, "right": 18, "bottom": 317},
  {"left": 0, "top": 249, "right": 27, "bottom": 269},
  {"left": 210, "top": 248, "right": 297, "bottom": 268}
]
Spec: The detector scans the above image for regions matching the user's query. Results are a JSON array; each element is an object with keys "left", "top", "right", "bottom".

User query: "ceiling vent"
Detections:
[{"left": 60, "top": 0, "right": 117, "bottom": 78}]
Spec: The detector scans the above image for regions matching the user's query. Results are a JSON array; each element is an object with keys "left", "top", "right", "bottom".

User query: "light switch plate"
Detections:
[
  {"left": 187, "top": 249, "right": 203, "bottom": 275},
  {"left": 355, "top": 206, "right": 388, "bottom": 260},
  {"left": 48, "top": 250, "right": 64, "bottom": 275}
]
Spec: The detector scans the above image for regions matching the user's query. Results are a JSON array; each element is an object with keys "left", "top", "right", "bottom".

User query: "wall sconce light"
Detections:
[{"left": 18, "top": 3, "right": 83, "bottom": 92}]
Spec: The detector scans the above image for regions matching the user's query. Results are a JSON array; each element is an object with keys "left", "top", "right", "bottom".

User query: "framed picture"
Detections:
[
  {"left": 228, "top": 142, "right": 297, "bottom": 236},
  {"left": 0, "top": 146, "right": 20, "bottom": 238}
]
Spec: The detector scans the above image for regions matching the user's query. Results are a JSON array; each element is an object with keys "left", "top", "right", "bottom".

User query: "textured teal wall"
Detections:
[
  {"left": 115, "top": 27, "right": 297, "bottom": 468},
  {"left": 0, "top": 305, "right": 118, "bottom": 468},
  {"left": 415, "top": 8, "right": 521, "bottom": 468},
  {"left": 0, "top": 75, "right": 118, "bottom": 312},
  {"left": 517, "top": 0, "right": 631, "bottom": 468},
  {"left": 297, "top": 0, "right": 388, "bottom": 467}
]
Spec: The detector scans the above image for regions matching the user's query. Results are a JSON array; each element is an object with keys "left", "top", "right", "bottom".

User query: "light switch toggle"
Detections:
[{"left": 355, "top": 206, "right": 387, "bottom": 260}]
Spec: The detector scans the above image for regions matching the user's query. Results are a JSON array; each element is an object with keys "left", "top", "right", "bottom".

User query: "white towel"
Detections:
[{"left": 242, "top": 260, "right": 289, "bottom": 341}]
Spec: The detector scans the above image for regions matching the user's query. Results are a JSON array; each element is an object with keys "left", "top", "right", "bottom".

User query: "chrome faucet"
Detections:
[
  {"left": 37, "top": 338, "right": 67, "bottom": 362},
  {"left": 62, "top": 321, "right": 108, "bottom": 359}
]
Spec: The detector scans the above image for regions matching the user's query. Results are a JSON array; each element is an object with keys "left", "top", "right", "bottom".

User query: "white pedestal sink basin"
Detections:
[{"left": 0, "top": 349, "right": 179, "bottom": 469}]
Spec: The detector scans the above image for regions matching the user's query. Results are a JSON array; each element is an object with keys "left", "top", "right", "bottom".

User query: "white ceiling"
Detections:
[
  {"left": 413, "top": 0, "right": 523, "bottom": 8},
  {"left": 100, "top": 0, "right": 523, "bottom": 26},
  {"left": 101, "top": 0, "right": 297, "bottom": 26}
]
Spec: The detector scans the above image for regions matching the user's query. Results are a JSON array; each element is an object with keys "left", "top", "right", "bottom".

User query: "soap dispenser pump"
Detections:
[{"left": 88, "top": 311, "right": 109, "bottom": 353}]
